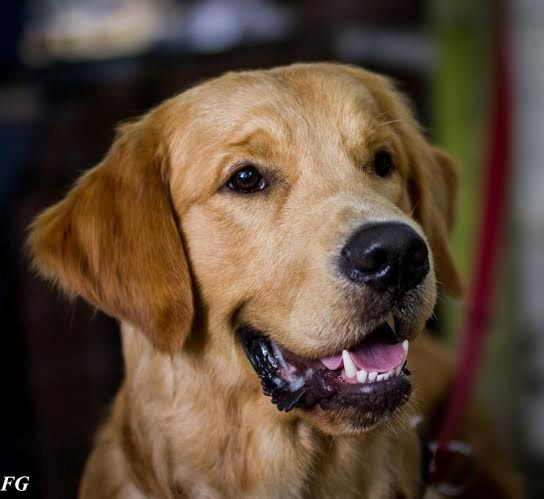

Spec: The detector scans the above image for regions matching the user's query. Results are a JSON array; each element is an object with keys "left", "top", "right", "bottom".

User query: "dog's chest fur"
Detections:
[{"left": 80, "top": 326, "right": 420, "bottom": 499}]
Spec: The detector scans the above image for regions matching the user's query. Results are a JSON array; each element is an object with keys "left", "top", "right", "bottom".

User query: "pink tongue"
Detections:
[
  {"left": 351, "top": 339, "right": 404, "bottom": 372},
  {"left": 320, "top": 340, "right": 404, "bottom": 372},
  {"left": 321, "top": 354, "right": 343, "bottom": 370}
]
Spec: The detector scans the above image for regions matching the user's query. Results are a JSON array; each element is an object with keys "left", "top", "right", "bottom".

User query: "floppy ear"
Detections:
[
  {"left": 28, "top": 119, "right": 193, "bottom": 353},
  {"left": 416, "top": 147, "right": 464, "bottom": 299}
]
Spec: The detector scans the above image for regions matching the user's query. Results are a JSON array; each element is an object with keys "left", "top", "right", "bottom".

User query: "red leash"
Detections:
[{"left": 430, "top": 6, "right": 512, "bottom": 483}]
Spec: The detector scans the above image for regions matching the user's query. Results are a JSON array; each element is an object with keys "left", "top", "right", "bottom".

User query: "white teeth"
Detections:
[
  {"left": 356, "top": 369, "right": 368, "bottom": 383},
  {"left": 349, "top": 367, "right": 409, "bottom": 384},
  {"left": 342, "top": 350, "right": 357, "bottom": 379},
  {"left": 339, "top": 337, "right": 409, "bottom": 385},
  {"left": 386, "top": 314, "right": 395, "bottom": 333}
]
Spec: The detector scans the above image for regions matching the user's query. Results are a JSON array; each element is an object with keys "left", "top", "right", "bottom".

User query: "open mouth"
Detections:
[{"left": 239, "top": 316, "right": 412, "bottom": 424}]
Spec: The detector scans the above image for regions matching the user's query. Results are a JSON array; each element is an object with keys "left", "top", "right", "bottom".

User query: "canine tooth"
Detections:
[
  {"left": 386, "top": 314, "right": 395, "bottom": 332},
  {"left": 376, "top": 373, "right": 385, "bottom": 382},
  {"left": 402, "top": 340, "right": 409, "bottom": 353},
  {"left": 395, "top": 365, "right": 402, "bottom": 376},
  {"left": 368, "top": 371, "right": 378, "bottom": 382},
  {"left": 356, "top": 369, "right": 368, "bottom": 383},
  {"left": 383, "top": 372, "right": 390, "bottom": 381},
  {"left": 342, "top": 350, "right": 357, "bottom": 379}
]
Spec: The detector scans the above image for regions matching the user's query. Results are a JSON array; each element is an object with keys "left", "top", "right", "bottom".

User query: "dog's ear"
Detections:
[
  {"left": 28, "top": 118, "right": 193, "bottom": 353},
  {"left": 415, "top": 147, "right": 464, "bottom": 299}
]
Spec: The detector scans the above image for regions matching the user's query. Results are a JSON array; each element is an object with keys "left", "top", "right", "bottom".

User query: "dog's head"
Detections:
[{"left": 29, "top": 63, "right": 461, "bottom": 435}]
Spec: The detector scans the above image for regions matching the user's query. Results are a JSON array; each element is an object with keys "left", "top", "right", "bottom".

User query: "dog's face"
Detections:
[{"left": 29, "top": 63, "right": 461, "bottom": 435}]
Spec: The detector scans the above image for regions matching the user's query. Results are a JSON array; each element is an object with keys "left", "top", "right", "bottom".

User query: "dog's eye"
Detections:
[
  {"left": 228, "top": 166, "right": 267, "bottom": 193},
  {"left": 373, "top": 151, "right": 394, "bottom": 177}
]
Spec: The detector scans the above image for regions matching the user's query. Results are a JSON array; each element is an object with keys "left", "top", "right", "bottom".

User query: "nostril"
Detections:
[
  {"left": 408, "top": 239, "right": 428, "bottom": 268},
  {"left": 407, "top": 239, "right": 428, "bottom": 270},
  {"left": 358, "top": 247, "right": 388, "bottom": 273}
]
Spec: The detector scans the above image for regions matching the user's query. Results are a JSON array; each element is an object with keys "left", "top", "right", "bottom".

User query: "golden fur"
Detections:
[{"left": 28, "top": 63, "right": 520, "bottom": 498}]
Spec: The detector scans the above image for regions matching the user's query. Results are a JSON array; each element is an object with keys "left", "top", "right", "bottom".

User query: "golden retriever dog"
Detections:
[{"left": 28, "top": 63, "right": 520, "bottom": 498}]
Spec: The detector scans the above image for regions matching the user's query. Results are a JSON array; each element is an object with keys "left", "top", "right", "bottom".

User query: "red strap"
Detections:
[{"left": 435, "top": 8, "right": 511, "bottom": 454}]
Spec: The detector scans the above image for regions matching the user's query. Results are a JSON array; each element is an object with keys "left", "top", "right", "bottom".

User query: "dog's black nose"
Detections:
[{"left": 340, "top": 222, "right": 429, "bottom": 294}]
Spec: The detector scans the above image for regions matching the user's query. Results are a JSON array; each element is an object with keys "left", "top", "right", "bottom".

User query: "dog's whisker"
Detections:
[{"left": 376, "top": 119, "right": 403, "bottom": 128}]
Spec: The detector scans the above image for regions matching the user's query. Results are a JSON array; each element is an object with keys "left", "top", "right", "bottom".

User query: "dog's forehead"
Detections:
[
  {"left": 165, "top": 65, "right": 407, "bottom": 202},
  {"left": 169, "top": 65, "right": 385, "bottom": 144}
]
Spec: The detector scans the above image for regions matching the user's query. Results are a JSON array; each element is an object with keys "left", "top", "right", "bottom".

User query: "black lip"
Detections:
[{"left": 239, "top": 326, "right": 412, "bottom": 419}]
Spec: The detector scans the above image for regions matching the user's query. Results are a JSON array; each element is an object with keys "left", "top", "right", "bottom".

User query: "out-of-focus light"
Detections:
[
  {"left": 21, "top": 0, "right": 163, "bottom": 65},
  {"left": 185, "top": 0, "right": 293, "bottom": 54},
  {"left": 185, "top": 1, "right": 244, "bottom": 53},
  {"left": 20, "top": 0, "right": 294, "bottom": 64}
]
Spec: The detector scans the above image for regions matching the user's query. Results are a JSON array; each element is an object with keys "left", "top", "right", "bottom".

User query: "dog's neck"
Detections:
[{"left": 107, "top": 323, "right": 420, "bottom": 499}]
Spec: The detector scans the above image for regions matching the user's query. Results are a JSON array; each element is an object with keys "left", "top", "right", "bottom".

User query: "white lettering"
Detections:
[
  {"left": 0, "top": 477, "right": 14, "bottom": 492},
  {"left": 15, "top": 477, "right": 29, "bottom": 492}
]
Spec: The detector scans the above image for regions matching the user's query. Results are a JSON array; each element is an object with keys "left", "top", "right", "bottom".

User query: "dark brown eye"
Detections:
[
  {"left": 373, "top": 150, "right": 394, "bottom": 177},
  {"left": 228, "top": 166, "right": 267, "bottom": 193}
]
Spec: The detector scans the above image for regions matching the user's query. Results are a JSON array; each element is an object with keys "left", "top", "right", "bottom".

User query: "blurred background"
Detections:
[{"left": 0, "top": 0, "right": 542, "bottom": 497}]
